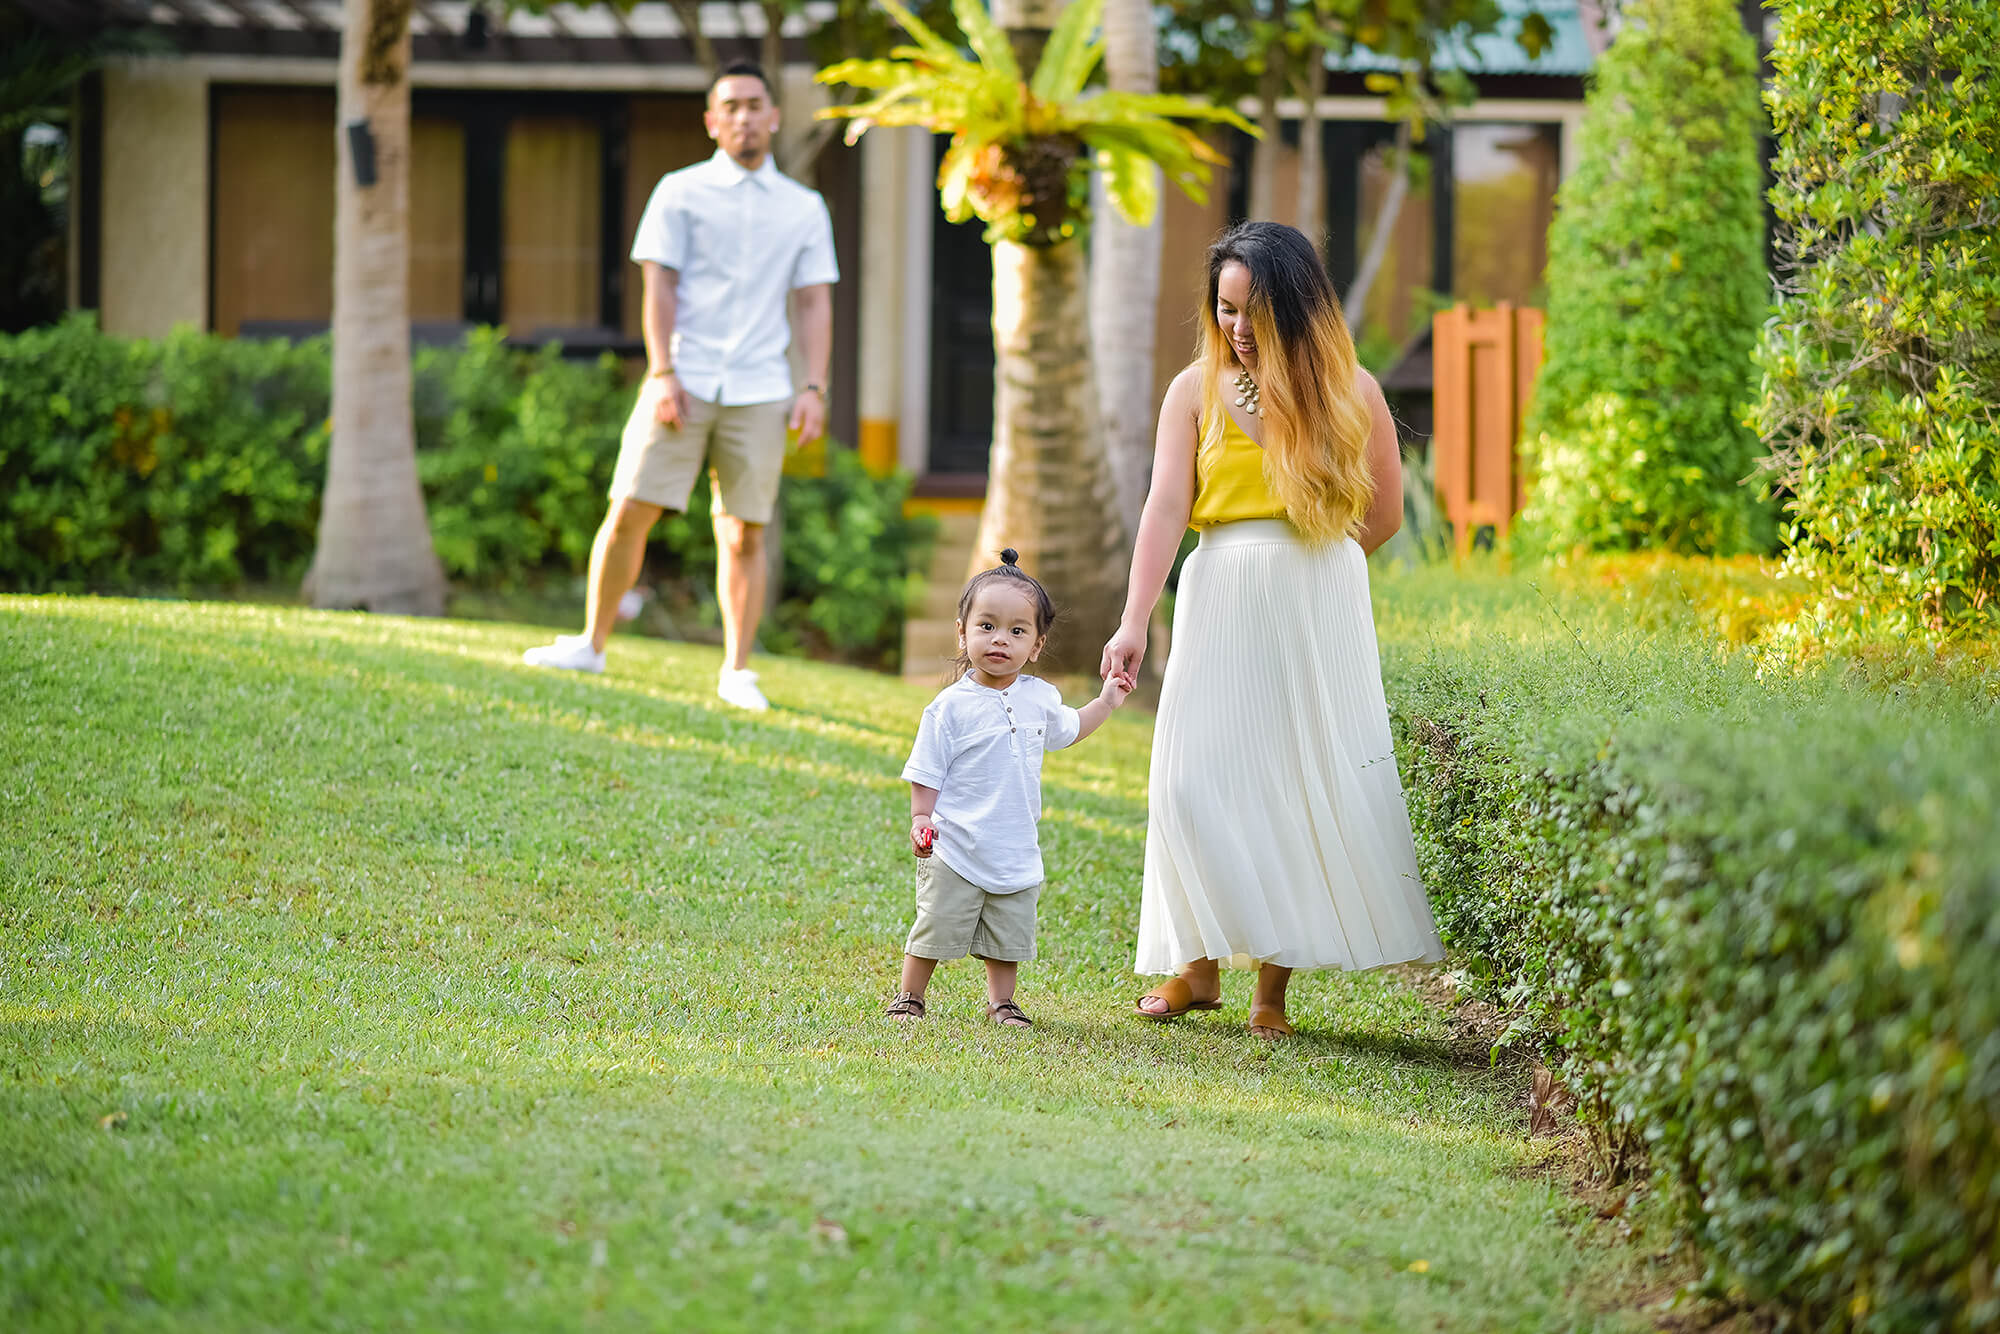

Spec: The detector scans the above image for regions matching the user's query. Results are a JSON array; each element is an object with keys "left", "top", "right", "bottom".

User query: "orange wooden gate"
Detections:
[{"left": 1430, "top": 303, "right": 1544, "bottom": 559}]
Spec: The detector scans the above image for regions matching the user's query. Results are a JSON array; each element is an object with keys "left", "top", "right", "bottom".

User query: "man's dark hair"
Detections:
[{"left": 710, "top": 61, "right": 774, "bottom": 102}]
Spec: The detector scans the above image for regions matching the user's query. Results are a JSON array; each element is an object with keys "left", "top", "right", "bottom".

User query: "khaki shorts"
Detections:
[
  {"left": 610, "top": 381, "right": 790, "bottom": 524},
  {"left": 904, "top": 857, "right": 1040, "bottom": 963}
]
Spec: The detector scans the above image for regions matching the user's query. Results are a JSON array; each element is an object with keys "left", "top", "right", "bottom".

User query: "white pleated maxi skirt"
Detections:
[{"left": 1136, "top": 519, "right": 1445, "bottom": 974}]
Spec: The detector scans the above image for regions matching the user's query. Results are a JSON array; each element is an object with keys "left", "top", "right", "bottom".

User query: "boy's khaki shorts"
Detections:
[
  {"left": 904, "top": 857, "right": 1040, "bottom": 963},
  {"left": 610, "top": 380, "right": 790, "bottom": 524}
]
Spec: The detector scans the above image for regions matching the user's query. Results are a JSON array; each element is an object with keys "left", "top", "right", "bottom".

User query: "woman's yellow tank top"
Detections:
[{"left": 1190, "top": 405, "right": 1287, "bottom": 529}]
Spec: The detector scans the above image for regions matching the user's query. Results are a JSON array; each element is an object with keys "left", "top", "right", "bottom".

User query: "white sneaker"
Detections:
[
  {"left": 717, "top": 667, "right": 770, "bottom": 711},
  {"left": 522, "top": 634, "right": 605, "bottom": 674}
]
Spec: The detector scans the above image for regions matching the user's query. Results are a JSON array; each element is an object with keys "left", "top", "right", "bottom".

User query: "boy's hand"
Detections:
[
  {"left": 1100, "top": 671, "right": 1136, "bottom": 709},
  {"left": 911, "top": 814, "right": 936, "bottom": 858}
]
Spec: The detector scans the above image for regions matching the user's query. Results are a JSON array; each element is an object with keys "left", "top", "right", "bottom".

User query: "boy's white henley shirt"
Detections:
[{"left": 901, "top": 674, "right": 1081, "bottom": 892}]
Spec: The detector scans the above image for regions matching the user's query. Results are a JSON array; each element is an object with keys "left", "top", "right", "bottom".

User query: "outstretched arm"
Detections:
[
  {"left": 1069, "top": 670, "right": 1136, "bottom": 745},
  {"left": 1101, "top": 368, "right": 1201, "bottom": 680}
]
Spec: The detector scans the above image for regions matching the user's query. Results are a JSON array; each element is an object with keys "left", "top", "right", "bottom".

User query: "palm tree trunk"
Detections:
[
  {"left": 973, "top": 240, "right": 1128, "bottom": 672},
  {"left": 1247, "top": 43, "right": 1286, "bottom": 221},
  {"left": 1089, "top": 0, "right": 1162, "bottom": 537},
  {"left": 306, "top": 0, "right": 445, "bottom": 614},
  {"left": 1343, "top": 119, "right": 1413, "bottom": 333},
  {"left": 1295, "top": 43, "right": 1328, "bottom": 256}
]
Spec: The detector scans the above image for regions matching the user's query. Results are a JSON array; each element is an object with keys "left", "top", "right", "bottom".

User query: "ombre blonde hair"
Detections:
[{"left": 1196, "top": 221, "right": 1375, "bottom": 543}]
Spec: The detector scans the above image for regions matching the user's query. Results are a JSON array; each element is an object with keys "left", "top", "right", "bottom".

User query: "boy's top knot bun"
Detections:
[{"left": 999, "top": 548, "right": 1020, "bottom": 566}]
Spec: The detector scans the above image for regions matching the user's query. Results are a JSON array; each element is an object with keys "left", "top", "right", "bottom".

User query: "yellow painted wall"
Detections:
[{"left": 100, "top": 62, "right": 209, "bottom": 336}]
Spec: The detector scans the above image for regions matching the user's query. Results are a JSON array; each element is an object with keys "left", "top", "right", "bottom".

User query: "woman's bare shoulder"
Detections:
[
  {"left": 1353, "top": 365, "right": 1386, "bottom": 405},
  {"left": 1163, "top": 364, "right": 1205, "bottom": 419}
]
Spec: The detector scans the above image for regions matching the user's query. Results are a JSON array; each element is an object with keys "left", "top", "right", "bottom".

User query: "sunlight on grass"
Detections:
[{"left": 2, "top": 595, "right": 1674, "bottom": 1332}]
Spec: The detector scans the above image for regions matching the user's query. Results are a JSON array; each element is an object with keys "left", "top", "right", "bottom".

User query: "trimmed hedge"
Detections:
[
  {"left": 1377, "top": 566, "right": 1999, "bottom": 1331},
  {"left": 1753, "top": 0, "right": 2000, "bottom": 639},
  {"left": 1517, "top": 0, "right": 1771, "bottom": 556},
  {"left": 0, "top": 317, "right": 932, "bottom": 667}
]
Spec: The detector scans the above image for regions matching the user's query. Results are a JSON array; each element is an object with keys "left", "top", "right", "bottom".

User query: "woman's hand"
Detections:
[{"left": 1101, "top": 621, "right": 1147, "bottom": 683}]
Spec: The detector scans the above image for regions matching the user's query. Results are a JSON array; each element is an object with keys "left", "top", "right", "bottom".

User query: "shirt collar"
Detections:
[
  {"left": 955, "top": 673, "right": 1023, "bottom": 696},
  {"left": 707, "top": 148, "right": 778, "bottom": 188}
]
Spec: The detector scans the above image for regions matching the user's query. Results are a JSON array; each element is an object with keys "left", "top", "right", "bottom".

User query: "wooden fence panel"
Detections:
[{"left": 1430, "top": 303, "right": 1544, "bottom": 559}]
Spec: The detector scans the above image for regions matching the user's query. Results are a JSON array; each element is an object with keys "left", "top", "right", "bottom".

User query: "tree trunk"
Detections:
[
  {"left": 1089, "top": 0, "right": 1162, "bottom": 537},
  {"left": 1343, "top": 119, "right": 1412, "bottom": 333},
  {"left": 306, "top": 0, "right": 445, "bottom": 615},
  {"left": 759, "top": 0, "right": 785, "bottom": 103},
  {"left": 1247, "top": 44, "right": 1286, "bottom": 221},
  {"left": 972, "top": 240, "right": 1129, "bottom": 672},
  {"left": 1295, "top": 44, "right": 1328, "bottom": 256}
]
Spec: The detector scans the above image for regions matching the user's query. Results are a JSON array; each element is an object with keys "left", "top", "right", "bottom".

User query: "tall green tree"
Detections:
[
  {"left": 1515, "top": 0, "right": 1767, "bottom": 556},
  {"left": 1753, "top": 0, "right": 2000, "bottom": 638},
  {"left": 820, "top": 0, "right": 1247, "bottom": 667}
]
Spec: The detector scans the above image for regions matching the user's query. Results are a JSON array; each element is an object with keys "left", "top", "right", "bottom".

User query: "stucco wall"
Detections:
[{"left": 99, "top": 62, "right": 209, "bottom": 336}]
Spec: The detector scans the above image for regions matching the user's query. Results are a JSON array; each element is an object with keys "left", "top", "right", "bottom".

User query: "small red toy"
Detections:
[{"left": 914, "top": 825, "right": 935, "bottom": 857}]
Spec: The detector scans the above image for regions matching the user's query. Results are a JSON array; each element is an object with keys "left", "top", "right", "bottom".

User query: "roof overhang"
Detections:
[{"left": 14, "top": 0, "right": 830, "bottom": 67}]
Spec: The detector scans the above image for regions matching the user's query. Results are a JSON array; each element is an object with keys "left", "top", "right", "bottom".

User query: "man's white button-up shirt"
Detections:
[{"left": 629, "top": 149, "right": 840, "bottom": 407}]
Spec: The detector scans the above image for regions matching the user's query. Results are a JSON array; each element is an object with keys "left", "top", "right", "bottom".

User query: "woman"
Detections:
[{"left": 1100, "top": 221, "right": 1444, "bottom": 1040}]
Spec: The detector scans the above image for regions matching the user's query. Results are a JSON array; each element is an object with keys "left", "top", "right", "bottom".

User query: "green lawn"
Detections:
[{"left": 3, "top": 597, "right": 1674, "bottom": 1332}]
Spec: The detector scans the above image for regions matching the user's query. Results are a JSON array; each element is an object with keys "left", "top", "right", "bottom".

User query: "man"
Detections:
[{"left": 523, "top": 61, "right": 837, "bottom": 712}]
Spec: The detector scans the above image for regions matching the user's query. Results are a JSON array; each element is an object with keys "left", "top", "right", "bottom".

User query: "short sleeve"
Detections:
[
  {"left": 789, "top": 195, "right": 840, "bottom": 289},
  {"left": 629, "top": 175, "right": 686, "bottom": 269},
  {"left": 901, "top": 702, "right": 951, "bottom": 788},
  {"left": 1040, "top": 680, "right": 1082, "bottom": 751}
]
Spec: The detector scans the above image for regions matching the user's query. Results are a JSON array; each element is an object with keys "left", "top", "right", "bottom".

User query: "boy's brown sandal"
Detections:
[
  {"left": 885, "top": 991, "right": 926, "bottom": 1019},
  {"left": 986, "top": 999, "right": 1033, "bottom": 1028}
]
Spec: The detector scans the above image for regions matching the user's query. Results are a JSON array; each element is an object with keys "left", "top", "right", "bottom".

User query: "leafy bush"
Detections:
[
  {"left": 1517, "top": 0, "right": 1770, "bottom": 556},
  {"left": 769, "top": 448, "right": 937, "bottom": 669},
  {"left": 412, "top": 329, "right": 631, "bottom": 588},
  {"left": 0, "top": 315, "right": 329, "bottom": 588},
  {"left": 0, "top": 320, "right": 930, "bottom": 667},
  {"left": 1377, "top": 566, "right": 2000, "bottom": 1331},
  {"left": 1752, "top": 0, "right": 2000, "bottom": 639}
]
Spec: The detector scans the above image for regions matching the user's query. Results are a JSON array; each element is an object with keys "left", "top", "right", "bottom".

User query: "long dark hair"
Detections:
[
  {"left": 1197, "top": 220, "right": 1374, "bottom": 542},
  {"left": 950, "top": 548, "right": 1056, "bottom": 681}
]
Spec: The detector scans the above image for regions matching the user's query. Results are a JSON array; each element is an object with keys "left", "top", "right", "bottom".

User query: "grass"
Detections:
[{"left": 2, "top": 595, "right": 1680, "bottom": 1332}]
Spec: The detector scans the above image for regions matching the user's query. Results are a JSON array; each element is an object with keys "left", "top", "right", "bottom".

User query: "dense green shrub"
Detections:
[
  {"left": 0, "top": 316, "right": 329, "bottom": 587},
  {"left": 0, "top": 319, "right": 930, "bottom": 667},
  {"left": 1517, "top": 0, "right": 1770, "bottom": 555},
  {"left": 1377, "top": 567, "right": 2000, "bottom": 1331},
  {"left": 1753, "top": 0, "right": 2000, "bottom": 639},
  {"left": 412, "top": 329, "right": 632, "bottom": 587},
  {"left": 769, "top": 448, "right": 937, "bottom": 668}
]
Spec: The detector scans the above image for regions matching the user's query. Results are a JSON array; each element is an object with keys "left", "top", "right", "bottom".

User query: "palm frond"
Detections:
[
  {"left": 875, "top": 0, "right": 960, "bottom": 64},
  {"left": 1029, "top": 0, "right": 1106, "bottom": 103},
  {"left": 1095, "top": 146, "right": 1161, "bottom": 228},
  {"left": 1084, "top": 90, "right": 1258, "bottom": 137},
  {"left": 937, "top": 136, "right": 980, "bottom": 223},
  {"left": 951, "top": 0, "right": 1019, "bottom": 84}
]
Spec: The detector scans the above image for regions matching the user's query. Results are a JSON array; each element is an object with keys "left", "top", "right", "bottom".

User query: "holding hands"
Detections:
[{"left": 1101, "top": 620, "right": 1147, "bottom": 686}]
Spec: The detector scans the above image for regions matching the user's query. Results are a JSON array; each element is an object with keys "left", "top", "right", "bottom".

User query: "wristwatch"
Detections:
[
  {"left": 803, "top": 382, "right": 826, "bottom": 401},
  {"left": 647, "top": 365, "right": 676, "bottom": 379}
]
